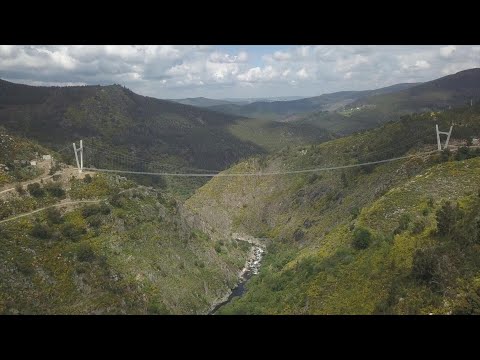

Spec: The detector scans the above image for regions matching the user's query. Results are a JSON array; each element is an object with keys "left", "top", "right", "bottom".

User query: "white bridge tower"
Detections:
[
  {"left": 436, "top": 124, "right": 453, "bottom": 151},
  {"left": 72, "top": 140, "right": 84, "bottom": 173}
]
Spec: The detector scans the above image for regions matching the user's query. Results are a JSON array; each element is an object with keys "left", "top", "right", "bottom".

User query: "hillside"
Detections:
[
  {"left": 292, "top": 69, "right": 480, "bottom": 137},
  {"left": 184, "top": 104, "right": 480, "bottom": 314},
  {"left": 0, "top": 79, "right": 264, "bottom": 174},
  {"left": 207, "top": 83, "right": 419, "bottom": 120},
  {"left": 349, "top": 68, "right": 480, "bottom": 112},
  {"left": 0, "top": 79, "right": 345, "bottom": 198},
  {"left": 0, "top": 133, "right": 251, "bottom": 314}
]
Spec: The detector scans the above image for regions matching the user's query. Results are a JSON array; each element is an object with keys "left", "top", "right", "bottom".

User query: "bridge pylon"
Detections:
[
  {"left": 72, "top": 140, "right": 84, "bottom": 173},
  {"left": 436, "top": 124, "right": 453, "bottom": 151}
]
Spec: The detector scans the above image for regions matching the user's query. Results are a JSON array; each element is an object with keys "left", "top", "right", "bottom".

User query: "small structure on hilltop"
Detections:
[
  {"left": 30, "top": 160, "right": 37, "bottom": 166},
  {"left": 472, "top": 138, "right": 479, "bottom": 145},
  {"left": 42, "top": 155, "right": 52, "bottom": 161}
]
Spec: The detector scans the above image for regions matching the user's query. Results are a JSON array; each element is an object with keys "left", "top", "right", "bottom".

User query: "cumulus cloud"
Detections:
[{"left": 0, "top": 45, "right": 479, "bottom": 98}]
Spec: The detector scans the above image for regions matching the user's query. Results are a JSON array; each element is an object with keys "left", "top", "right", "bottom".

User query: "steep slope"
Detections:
[
  {"left": 0, "top": 132, "right": 251, "bottom": 314},
  {"left": 184, "top": 104, "right": 480, "bottom": 314},
  {"left": 207, "top": 83, "right": 419, "bottom": 120},
  {"left": 0, "top": 173, "right": 250, "bottom": 314}
]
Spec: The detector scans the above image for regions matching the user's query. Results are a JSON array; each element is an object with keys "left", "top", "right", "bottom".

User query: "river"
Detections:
[{"left": 208, "top": 243, "right": 265, "bottom": 315}]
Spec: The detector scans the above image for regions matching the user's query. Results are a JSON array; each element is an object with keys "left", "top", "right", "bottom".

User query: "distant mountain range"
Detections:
[
  {"left": 203, "top": 83, "right": 421, "bottom": 120},
  {"left": 348, "top": 68, "right": 480, "bottom": 112},
  {"left": 169, "top": 96, "right": 307, "bottom": 108}
]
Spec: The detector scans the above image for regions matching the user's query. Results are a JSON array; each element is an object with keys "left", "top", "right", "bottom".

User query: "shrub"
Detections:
[
  {"left": 15, "top": 258, "right": 34, "bottom": 276},
  {"left": 394, "top": 213, "right": 411, "bottom": 235},
  {"left": 86, "top": 214, "right": 102, "bottom": 228},
  {"left": 83, "top": 174, "right": 93, "bottom": 183},
  {"left": 76, "top": 243, "right": 96, "bottom": 262},
  {"left": 110, "top": 194, "right": 127, "bottom": 208},
  {"left": 62, "top": 222, "right": 86, "bottom": 241},
  {"left": 44, "top": 182, "right": 66, "bottom": 198},
  {"left": 15, "top": 184, "right": 25, "bottom": 195},
  {"left": 27, "top": 183, "right": 44, "bottom": 198},
  {"left": 99, "top": 203, "right": 111, "bottom": 215},
  {"left": 427, "top": 197, "right": 435, "bottom": 208},
  {"left": 455, "top": 146, "right": 472, "bottom": 161},
  {"left": 46, "top": 207, "right": 64, "bottom": 225},
  {"left": 352, "top": 227, "right": 372, "bottom": 250},
  {"left": 411, "top": 219, "right": 425, "bottom": 234},
  {"left": 49, "top": 163, "right": 62, "bottom": 175},
  {"left": 293, "top": 228, "right": 305, "bottom": 241},
  {"left": 440, "top": 149, "right": 451, "bottom": 162},
  {"left": 307, "top": 173, "right": 319, "bottom": 184},
  {"left": 350, "top": 207, "right": 360, "bottom": 219},
  {"left": 81, "top": 204, "right": 100, "bottom": 218},
  {"left": 214, "top": 243, "right": 222, "bottom": 253},
  {"left": 436, "top": 201, "right": 460, "bottom": 237},
  {"left": 82, "top": 203, "right": 111, "bottom": 219},
  {"left": 30, "top": 223, "right": 52, "bottom": 239},
  {"left": 411, "top": 247, "right": 438, "bottom": 284}
]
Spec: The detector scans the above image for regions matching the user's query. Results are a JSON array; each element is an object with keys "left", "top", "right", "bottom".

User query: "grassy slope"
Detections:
[{"left": 185, "top": 105, "right": 480, "bottom": 314}]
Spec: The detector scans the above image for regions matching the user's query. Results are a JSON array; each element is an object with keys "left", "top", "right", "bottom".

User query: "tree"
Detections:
[
  {"left": 76, "top": 244, "right": 96, "bottom": 262},
  {"left": 352, "top": 227, "right": 372, "bottom": 250},
  {"left": 44, "top": 182, "right": 66, "bottom": 198},
  {"left": 27, "top": 183, "right": 44, "bottom": 197},
  {"left": 411, "top": 247, "right": 437, "bottom": 283},
  {"left": 62, "top": 222, "right": 86, "bottom": 241},
  {"left": 46, "top": 207, "right": 64, "bottom": 225},
  {"left": 30, "top": 223, "right": 51, "bottom": 239}
]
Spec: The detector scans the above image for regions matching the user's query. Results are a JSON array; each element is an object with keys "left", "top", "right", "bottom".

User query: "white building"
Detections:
[
  {"left": 42, "top": 155, "right": 52, "bottom": 160},
  {"left": 30, "top": 160, "right": 37, "bottom": 166}
]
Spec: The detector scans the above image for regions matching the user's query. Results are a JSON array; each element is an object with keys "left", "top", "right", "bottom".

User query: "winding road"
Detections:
[{"left": 0, "top": 200, "right": 101, "bottom": 225}]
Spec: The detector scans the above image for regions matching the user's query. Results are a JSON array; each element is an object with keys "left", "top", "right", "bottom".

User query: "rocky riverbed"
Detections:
[{"left": 207, "top": 239, "right": 265, "bottom": 315}]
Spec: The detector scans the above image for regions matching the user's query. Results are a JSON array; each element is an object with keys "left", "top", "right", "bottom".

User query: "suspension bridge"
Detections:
[{"left": 61, "top": 124, "right": 454, "bottom": 178}]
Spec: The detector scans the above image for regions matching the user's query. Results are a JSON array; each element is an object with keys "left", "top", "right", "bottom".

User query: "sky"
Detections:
[{"left": 0, "top": 45, "right": 479, "bottom": 99}]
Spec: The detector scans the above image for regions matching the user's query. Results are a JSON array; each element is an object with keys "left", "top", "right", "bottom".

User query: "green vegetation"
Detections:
[
  {"left": 352, "top": 227, "right": 372, "bottom": 250},
  {"left": 0, "top": 79, "right": 263, "bottom": 192},
  {"left": 186, "top": 102, "right": 480, "bottom": 315},
  {"left": 0, "top": 170, "right": 250, "bottom": 314}
]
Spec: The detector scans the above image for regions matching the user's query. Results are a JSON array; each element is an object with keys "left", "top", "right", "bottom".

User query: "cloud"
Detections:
[
  {"left": 0, "top": 45, "right": 479, "bottom": 98},
  {"left": 273, "top": 51, "right": 291, "bottom": 61},
  {"left": 440, "top": 45, "right": 456, "bottom": 58},
  {"left": 415, "top": 60, "right": 431, "bottom": 69}
]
